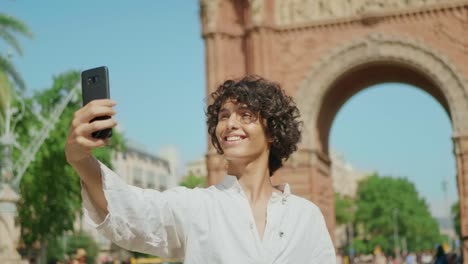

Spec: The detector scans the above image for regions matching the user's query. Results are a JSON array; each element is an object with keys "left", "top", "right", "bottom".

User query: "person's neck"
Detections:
[{"left": 227, "top": 154, "right": 275, "bottom": 204}]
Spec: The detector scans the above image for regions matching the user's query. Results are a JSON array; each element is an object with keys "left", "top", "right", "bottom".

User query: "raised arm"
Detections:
[
  {"left": 64, "top": 99, "right": 193, "bottom": 257},
  {"left": 65, "top": 99, "right": 117, "bottom": 215}
]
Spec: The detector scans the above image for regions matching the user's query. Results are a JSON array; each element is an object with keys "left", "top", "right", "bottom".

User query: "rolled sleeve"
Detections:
[{"left": 81, "top": 161, "right": 193, "bottom": 258}]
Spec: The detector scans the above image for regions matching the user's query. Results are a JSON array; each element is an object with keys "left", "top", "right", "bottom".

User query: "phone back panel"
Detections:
[
  {"left": 80, "top": 66, "right": 112, "bottom": 139},
  {"left": 81, "top": 66, "right": 110, "bottom": 105}
]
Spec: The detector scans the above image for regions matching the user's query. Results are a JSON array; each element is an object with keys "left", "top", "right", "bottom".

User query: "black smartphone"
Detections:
[{"left": 81, "top": 66, "right": 112, "bottom": 139}]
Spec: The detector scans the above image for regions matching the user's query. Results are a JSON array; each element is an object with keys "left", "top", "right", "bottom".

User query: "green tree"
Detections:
[
  {"left": 0, "top": 13, "right": 33, "bottom": 90},
  {"left": 14, "top": 71, "right": 124, "bottom": 262},
  {"left": 179, "top": 174, "right": 207, "bottom": 189},
  {"left": 335, "top": 192, "right": 355, "bottom": 225},
  {"left": 46, "top": 236, "right": 66, "bottom": 263},
  {"left": 353, "top": 174, "right": 442, "bottom": 255},
  {"left": 452, "top": 201, "right": 461, "bottom": 240}
]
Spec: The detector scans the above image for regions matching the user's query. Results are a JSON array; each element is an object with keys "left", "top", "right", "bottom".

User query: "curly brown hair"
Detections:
[{"left": 206, "top": 75, "right": 302, "bottom": 176}]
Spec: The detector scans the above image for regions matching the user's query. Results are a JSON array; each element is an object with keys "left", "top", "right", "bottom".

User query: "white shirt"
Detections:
[{"left": 82, "top": 162, "right": 336, "bottom": 264}]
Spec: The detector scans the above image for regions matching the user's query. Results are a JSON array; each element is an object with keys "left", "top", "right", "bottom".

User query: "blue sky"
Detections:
[{"left": 4, "top": 1, "right": 456, "bottom": 217}]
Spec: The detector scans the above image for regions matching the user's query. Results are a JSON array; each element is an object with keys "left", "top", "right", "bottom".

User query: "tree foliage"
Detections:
[
  {"left": 452, "top": 201, "right": 461, "bottom": 240},
  {"left": 179, "top": 174, "right": 206, "bottom": 189},
  {"left": 353, "top": 174, "right": 443, "bottom": 255},
  {"left": 335, "top": 192, "right": 355, "bottom": 225},
  {"left": 14, "top": 71, "right": 124, "bottom": 258}
]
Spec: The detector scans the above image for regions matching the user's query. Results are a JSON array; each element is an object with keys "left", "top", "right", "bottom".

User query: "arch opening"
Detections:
[{"left": 317, "top": 62, "right": 452, "bottom": 155}]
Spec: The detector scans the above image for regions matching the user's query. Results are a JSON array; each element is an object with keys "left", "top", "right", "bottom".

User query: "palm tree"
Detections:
[
  {"left": 0, "top": 71, "right": 12, "bottom": 130},
  {"left": 0, "top": 13, "right": 32, "bottom": 133},
  {"left": 0, "top": 12, "right": 33, "bottom": 91}
]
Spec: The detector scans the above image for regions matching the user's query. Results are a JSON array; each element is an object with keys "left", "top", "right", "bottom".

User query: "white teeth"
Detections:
[{"left": 226, "top": 136, "right": 242, "bottom": 141}]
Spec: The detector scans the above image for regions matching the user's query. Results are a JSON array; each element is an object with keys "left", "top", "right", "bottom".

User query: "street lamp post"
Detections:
[{"left": 0, "top": 98, "right": 27, "bottom": 264}]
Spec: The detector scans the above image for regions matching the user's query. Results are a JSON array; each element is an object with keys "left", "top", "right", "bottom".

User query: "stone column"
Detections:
[
  {"left": 0, "top": 184, "right": 27, "bottom": 264},
  {"left": 453, "top": 134, "right": 468, "bottom": 262}
]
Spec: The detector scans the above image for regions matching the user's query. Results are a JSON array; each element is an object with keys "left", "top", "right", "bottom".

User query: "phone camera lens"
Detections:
[{"left": 87, "top": 76, "right": 99, "bottom": 85}]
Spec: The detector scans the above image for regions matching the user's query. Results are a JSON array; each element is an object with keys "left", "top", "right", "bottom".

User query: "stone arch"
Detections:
[{"left": 296, "top": 33, "right": 468, "bottom": 155}]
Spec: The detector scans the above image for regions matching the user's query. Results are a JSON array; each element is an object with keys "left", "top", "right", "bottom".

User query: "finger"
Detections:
[
  {"left": 75, "top": 118, "right": 117, "bottom": 136},
  {"left": 84, "top": 99, "right": 117, "bottom": 107},
  {"left": 75, "top": 106, "right": 116, "bottom": 124},
  {"left": 76, "top": 136, "right": 108, "bottom": 148},
  {"left": 73, "top": 99, "right": 117, "bottom": 122}
]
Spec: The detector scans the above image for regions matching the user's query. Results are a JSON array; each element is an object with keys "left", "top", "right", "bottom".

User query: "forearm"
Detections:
[
  {"left": 70, "top": 156, "right": 109, "bottom": 215},
  {"left": 73, "top": 157, "right": 193, "bottom": 257}
]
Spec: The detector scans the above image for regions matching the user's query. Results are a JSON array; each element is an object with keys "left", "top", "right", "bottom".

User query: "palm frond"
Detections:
[
  {"left": 0, "top": 29, "right": 23, "bottom": 55},
  {"left": 0, "top": 13, "right": 33, "bottom": 38},
  {"left": 0, "top": 71, "right": 13, "bottom": 131},
  {"left": 0, "top": 55, "right": 26, "bottom": 90}
]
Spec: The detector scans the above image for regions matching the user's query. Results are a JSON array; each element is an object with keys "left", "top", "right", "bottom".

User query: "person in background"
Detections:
[{"left": 434, "top": 245, "right": 448, "bottom": 264}]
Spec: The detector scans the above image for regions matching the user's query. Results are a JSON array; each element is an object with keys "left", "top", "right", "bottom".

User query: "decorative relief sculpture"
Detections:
[
  {"left": 274, "top": 0, "right": 460, "bottom": 26},
  {"left": 200, "top": 0, "right": 221, "bottom": 32},
  {"left": 249, "top": 0, "right": 264, "bottom": 25}
]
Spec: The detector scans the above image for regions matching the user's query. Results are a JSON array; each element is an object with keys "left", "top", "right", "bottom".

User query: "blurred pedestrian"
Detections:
[
  {"left": 336, "top": 249, "right": 343, "bottom": 264},
  {"left": 405, "top": 252, "right": 416, "bottom": 264},
  {"left": 71, "top": 248, "right": 86, "bottom": 264},
  {"left": 434, "top": 245, "right": 448, "bottom": 264},
  {"left": 374, "top": 252, "right": 386, "bottom": 264},
  {"left": 421, "top": 249, "right": 433, "bottom": 264}
]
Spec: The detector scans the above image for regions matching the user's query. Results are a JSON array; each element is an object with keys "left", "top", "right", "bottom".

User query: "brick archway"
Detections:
[
  {"left": 295, "top": 32, "right": 468, "bottom": 247},
  {"left": 296, "top": 33, "right": 468, "bottom": 154},
  {"left": 201, "top": 0, "right": 468, "bottom": 257}
]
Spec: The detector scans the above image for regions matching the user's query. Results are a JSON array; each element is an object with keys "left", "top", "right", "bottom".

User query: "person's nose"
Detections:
[{"left": 227, "top": 113, "right": 240, "bottom": 129}]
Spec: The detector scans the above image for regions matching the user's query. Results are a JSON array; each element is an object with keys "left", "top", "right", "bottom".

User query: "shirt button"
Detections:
[
  {"left": 281, "top": 198, "right": 287, "bottom": 205},
  {"left": 279, "top": 231, "right": 284, "bottom": 238},
  {"left": 250, "top": 223, "right": 254, "bottom": 229}
]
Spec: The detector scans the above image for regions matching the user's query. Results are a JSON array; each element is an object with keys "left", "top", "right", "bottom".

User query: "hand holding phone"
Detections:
[{"left": 81, "top": 66, "right": 113, "bottom": 139}]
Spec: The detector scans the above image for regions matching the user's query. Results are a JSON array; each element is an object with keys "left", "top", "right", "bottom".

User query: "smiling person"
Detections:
[{"left": 65, "top": 75, "right": 336, "bottom": 263}]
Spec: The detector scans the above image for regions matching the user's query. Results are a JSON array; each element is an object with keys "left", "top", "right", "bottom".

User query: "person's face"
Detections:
[{"left": 215, "top": 99, "right": 270, "bottom": 163}]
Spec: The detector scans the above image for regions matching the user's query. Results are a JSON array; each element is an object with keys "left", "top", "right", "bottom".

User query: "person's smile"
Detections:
[{"left": 222, "top": 133, "right": 247, "bottom": 147}]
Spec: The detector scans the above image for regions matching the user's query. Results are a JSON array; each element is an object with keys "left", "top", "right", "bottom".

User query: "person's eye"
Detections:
[
  {"left": 218, "top": 113, "right": 229, "bottom": 120},
  {"left": 240, "top": 111, "right": 254, "bottom": 122}
]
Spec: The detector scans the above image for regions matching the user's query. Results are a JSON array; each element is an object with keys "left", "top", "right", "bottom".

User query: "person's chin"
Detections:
[{"left": 223, "top": 150, "right": 250, "bottom": 161}]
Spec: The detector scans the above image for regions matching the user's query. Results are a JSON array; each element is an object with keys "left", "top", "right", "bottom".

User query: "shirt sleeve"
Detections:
[
  {"left": 309, "top": 207, "right": 336, "bottom": 264},
  {"left": 81, "top": 161, "right": 194, "bottom": 258}
]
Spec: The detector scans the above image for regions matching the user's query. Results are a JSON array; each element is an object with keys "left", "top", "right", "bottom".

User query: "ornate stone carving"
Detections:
[
  {"left": 200, "top": 0, "right": 221, "bottom": 32},
  {"left": 274, "top": 0, "right": 463, "bottom": 25},
  {"left": 0, "top": 185, "right": 25, "bottom": 263},
  {"left": 249, "top": 0, "right": 264, "bottom": 25},
  {"left": 295, "top": 33, "right": 468, "bottom": 151}
]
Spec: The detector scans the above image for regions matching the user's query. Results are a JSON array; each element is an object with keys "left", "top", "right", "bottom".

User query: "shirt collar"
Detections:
[{"left": 216, "top": 175, "right": 291, "bottom": 198}]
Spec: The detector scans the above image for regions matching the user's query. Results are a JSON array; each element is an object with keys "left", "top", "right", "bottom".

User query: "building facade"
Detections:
[
  {"left": 186, "top": 157, "right": 208, "bottom": 178},
  {"left": 112, "top": 143, "right": 173, "bottom": 191}
]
